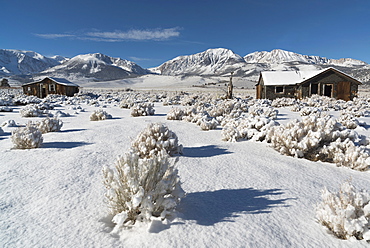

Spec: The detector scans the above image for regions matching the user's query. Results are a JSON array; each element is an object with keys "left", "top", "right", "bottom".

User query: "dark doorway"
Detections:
[{"left": 323, "top": 84, "right": 332, "bottom": 97}]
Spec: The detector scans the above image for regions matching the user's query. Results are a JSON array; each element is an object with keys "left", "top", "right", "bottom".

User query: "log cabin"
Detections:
[
  {"left": 256, "top": 67, "right": 361, "bottom": 101},
  {"left": 22, "top": 77, "right": 79, "bottom": 98}
]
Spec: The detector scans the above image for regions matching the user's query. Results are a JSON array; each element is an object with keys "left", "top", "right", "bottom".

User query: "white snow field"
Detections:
[{"left": 1, "top": 86, "right": 370, "bottom": 247}]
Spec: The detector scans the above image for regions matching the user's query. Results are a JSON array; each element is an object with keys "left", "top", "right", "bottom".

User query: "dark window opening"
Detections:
[
  {"left": 311, "top": 84, "right": 318, "bottom": 95},
  {"left": 276, "top": 86, "right": 284, "bottom": 93}
]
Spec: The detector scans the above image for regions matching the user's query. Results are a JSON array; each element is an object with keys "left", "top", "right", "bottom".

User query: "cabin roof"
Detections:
[
  {"left": 22, "top": 77, "right": 79, "bottom": 87},
  {"left": 259, "top": 67, "right": 361, "bottom": 86}
]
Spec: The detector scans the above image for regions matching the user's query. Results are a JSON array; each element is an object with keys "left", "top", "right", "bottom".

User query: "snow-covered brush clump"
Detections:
[
  {"left": 222, "top": 115, "right": 278, "bottom": 142},
  {"left": 0, "top": 106, "right": 13, "bottom": 112},
  {"left": 337, "top": 113, "right": 360, "bottom": 129},
  {"left": 316, "top": 180, "right": 370, "bottom": 241},
  {"left": 13, "top": 95, "right": 42, "bottom": 105},
  {"left": 271, "top": 97, "right": 298, "bottom": 108},
  {"left": 90, "top": 109, "right": 112, "bottom": 121},
  {"left": 266, "top": 115, "right": 370, "bottom": 171},
  {"left": 35, "top": 117, "right": 63, "bottom": 133},
  {"left": 102, "top": 124, "right": 185, "bottom": 228},
  {"left": 19, "top": 104, "right": 46, "bottom": 117},
  {"left": 131, "top": 123, "right": 182, "bottom": 158},
  {"left": 2, "top": 119, "right": 17, "bottom": 127},
  {"left": 299, "top": 107, "right": 323, "bottom": 116},
  {"left": 131, "top": 103, "right": 155, "bottom": 117},
  {"left": 11, "top": 124, "right": 43, "bottom": 149},
  {"left": 196, "top": 114, "right": 219, "bottom": 131},
  {"left": 166, "top": 107, "right": 185, "bottom": 120},
  {"left": 249, "top": 105, "right": 278, "bottom": 119}
]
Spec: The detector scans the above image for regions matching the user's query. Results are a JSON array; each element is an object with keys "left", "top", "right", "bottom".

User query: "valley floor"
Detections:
[{"left": 0, "top": 92, "right": 370, "bottom": 247}]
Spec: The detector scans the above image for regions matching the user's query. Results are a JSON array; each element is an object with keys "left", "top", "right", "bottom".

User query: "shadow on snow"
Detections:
[
  {"left": 178, "top": 188, "right": 293, "bottom": 226},
  {"left": 182, "top": 145, "right": 232, "bottom": 158},
  {"left": 42, "top": 141, "right": 92, "bottom": 149},
  {"left": 60, "top": 129, "right": 87, "bottom": 133}
]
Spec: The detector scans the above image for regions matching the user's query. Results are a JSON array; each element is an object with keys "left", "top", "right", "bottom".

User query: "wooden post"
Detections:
[{"left": 227, "top": 71, "right": 233, "bottom": 99}]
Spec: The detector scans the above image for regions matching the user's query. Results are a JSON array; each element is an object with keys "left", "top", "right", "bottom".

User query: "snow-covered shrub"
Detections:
[
  {"left": 266, "top": 115, "right": 369, "bottom": 170},
  {"left": 103, "top": 123, "right": 185, "bottom": 227},
  {"left": 20, "top": 104, "right": 44, "bottom": 117},
  {"left": 131, "top": 103, "right": 155, "bottom": 117},
  {"left": 196, "top": 115, "right": 219, "bottom": 131},
  {"left": 36, "top": 117, "right": 63, "bottom": 133},
  {"left": 131, "top": 123, "right": 182, "bottom": 158},
  {"left": 53, "top": 110, "right": 70, "bottom": 118},
  {"left": 318, "top": 139, "right": 370, "bottom": 171},
  {"left": 11, "top": 124, "right": 43, "bottom": 149},
  {"left": 222, "top": 115, "right": 278, "bottom": 142},
  {"left": 0, "top": 106, "right": 13, "bottom": 112},
  {"left": 167, "top": 107, "right": 185, "bottom": 120},
  {"left": 337, "top": 113, "right": 359, "bottom": 129},
  {"left": 90, "top": 109, "right": 112, "bottom": 121},
  {"left": 271, "top": 97, "right": 297, "bottom": 107},
  {"left": 299, "top": 107, "right": 323, "bottom": 116},
  {"left": 316, "top": 180, "right": 370, "bottom": 241},
  {"left": 2, "top": 119, "right": 17, "bottom": 127},
  {"left": 249, "top": 105, "right": 278, "bottom": 119}
]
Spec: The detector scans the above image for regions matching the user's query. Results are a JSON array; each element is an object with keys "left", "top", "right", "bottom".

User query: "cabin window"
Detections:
[
  {"left": 49, "top": 84, "right": 56, "bottom": 92},
  {"left": 275, "top": 86, "right": 284, "bottom": 94},
  {"left": 311, "top": 84, "right": 318, "bottom": 95},
  {"left": 27, "top": 87, "right": 31, "bottom": 92}
]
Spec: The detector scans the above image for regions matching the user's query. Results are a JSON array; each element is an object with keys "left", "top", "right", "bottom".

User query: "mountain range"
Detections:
[{"left": 1, "top": 48, "right": 369, "bottom": 84}]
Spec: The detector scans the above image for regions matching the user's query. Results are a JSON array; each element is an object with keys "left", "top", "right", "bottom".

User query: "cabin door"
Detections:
[
  {"left": 337, "top": 81, "right": 351, "bottom": 101},
  {"left": 323, "top": 84, "right": 333, "bottom": 98}
]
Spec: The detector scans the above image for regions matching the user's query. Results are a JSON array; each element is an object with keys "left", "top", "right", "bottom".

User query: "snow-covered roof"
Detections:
[
  {"left": 23, "top": 77, "right": 79, "bottom": 87},
  {"left": 260, "top": 70, "right": 325, "bottom": 86},
  {"left": 259, "top": 67, "right": 361, "bottom": 86}
]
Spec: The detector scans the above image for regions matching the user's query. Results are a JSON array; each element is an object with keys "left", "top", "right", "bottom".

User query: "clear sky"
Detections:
[{"left": 2, "top": 0, "right": 370, "bottom": 68}]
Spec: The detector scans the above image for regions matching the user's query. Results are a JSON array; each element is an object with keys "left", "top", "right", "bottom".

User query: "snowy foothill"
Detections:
[{"left": 1, "top": 86, "right": 370, "bottom": 247}]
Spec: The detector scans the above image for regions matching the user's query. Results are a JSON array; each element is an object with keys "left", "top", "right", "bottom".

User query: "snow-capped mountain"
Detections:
[
  {"left": 153, "top": 48, "right": 369, "bottom": 83},
  {"left": 0, "top": 49, "right": 61, "bottom": 76},
  {"left": 38, "top": 53, "right": 151, "bottom": 81},
  {"left": 244, "top": 49, "right": 367, "bottom": 66},
  {"left": 153, "top": 48, "right": 246, "bottom": 76}
]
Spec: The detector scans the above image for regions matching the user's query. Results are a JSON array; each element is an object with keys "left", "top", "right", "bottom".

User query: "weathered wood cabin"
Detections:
[
  {"left": 22, "top": 77, "right": 79, "bottom": 98},
  {"left": 256, "top": 67, "right": 361, "bottom": 101}
]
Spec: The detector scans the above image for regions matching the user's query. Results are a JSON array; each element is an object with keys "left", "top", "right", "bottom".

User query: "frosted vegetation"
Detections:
[
  {"left": 90, "top": 109, "right": 113, "bottom": 121},
  {"left": 11, "top": 124, "right": 43, "bottom": 149},
  {"left": 1, "top": 88, "right": 370, "bottom": 245},
  {"left": 316, "top": 180, "right": 370, "bottom": 241},
  {"left": 102, "top": 123, "right": 184, "bottom": 228}
]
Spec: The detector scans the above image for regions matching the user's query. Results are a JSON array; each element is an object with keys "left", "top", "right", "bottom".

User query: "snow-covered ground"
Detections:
[{"left": 1, "top": 89, "right": 370, "bottom": 247}]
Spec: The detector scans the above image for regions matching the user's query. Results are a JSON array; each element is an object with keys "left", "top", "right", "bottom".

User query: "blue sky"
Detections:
[{"left": 2, "top": 0, "right": 370, "bottom": 68}]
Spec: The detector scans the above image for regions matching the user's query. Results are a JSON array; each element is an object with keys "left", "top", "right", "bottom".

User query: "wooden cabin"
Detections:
[
  {"left": 256, "top": 67, "right": 361, "bottom": 101},
  {"left": 22, "top": 77, "right": 79, "bottom": 98}
]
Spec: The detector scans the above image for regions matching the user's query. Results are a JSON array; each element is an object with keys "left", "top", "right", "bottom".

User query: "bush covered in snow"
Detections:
[
  {"left": 131, "top": 123, "right": 182, "bottom": 159},
  {"left": 167, "top": 107, "right": 185, "bottom": 120},
  {"left": 266, "top": 115, "right": 370, "bottom": 171},
  {"left": 35, "top": 117, "right": 63, "bottom": 133},
  {"left": 2, "top": 119, "right": 17, "bottom": 127},
  {"left": 131, "top": 103, "right": 155, "bottom": 117},
  {"left": 222, "top": 115, "right": 278, "bottom": 142},
  {"left": 20, "top": 104, "right": 45, "bottom": 117},
  {"left": 11, "top": 124, "right": 43, "bottom": 149},
  {"left": 102, "top": 124, "right": 185, "bottom": 227},
  {"left": 316, "top": 180, "right": 370, "bottom": 241},
  {"left": 90, "top": 109, "right": 112, "bottom": 121}
]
